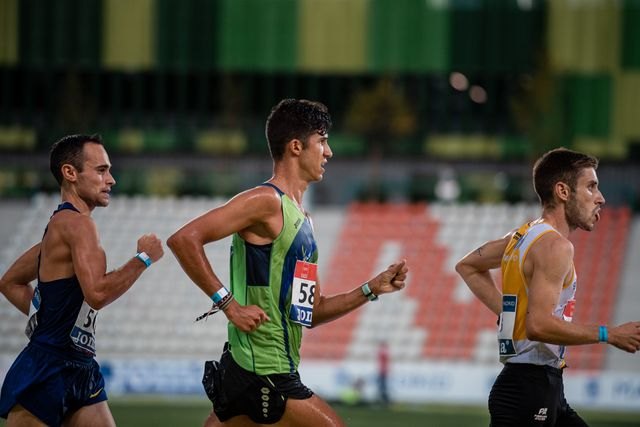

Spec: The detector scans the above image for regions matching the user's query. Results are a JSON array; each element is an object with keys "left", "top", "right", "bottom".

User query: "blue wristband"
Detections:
[
  {"left": 135, "top": 252, "right": 152, "bottom": 268},
  {"left": 598, "top": 325, "right": 608, "bottom": 343},
  {"left": 361, "top": 282, "right": 378, "bottom": 301},
  {"left": 211, "top": 287, "right": 230, "bottom": 304}
]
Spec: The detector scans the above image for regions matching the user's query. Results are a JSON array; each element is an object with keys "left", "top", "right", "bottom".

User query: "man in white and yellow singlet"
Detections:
[{"left": 456, "top": 148, "right": 640, "bottom": 426}]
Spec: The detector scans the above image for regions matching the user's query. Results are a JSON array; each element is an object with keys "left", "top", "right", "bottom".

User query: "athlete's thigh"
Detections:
[
  {"left": 6, "top": 404, "right": 48, "bottom": 427},
  {"left": 63, "top": 401, "right": 116, "bottom": 427},
  {"left": 279, "top": 395, "right": 345, "bottom": 427},
  {"left": 204, "top": 395, "right": 344, "bottom": 427}
]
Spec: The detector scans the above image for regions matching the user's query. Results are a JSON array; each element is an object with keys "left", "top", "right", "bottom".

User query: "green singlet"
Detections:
[{"left": 228, "top": 183, "right": 318, "bottom": 375}]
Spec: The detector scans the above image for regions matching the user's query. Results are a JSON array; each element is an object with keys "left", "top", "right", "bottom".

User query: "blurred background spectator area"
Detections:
[{"left": 0, "top": 0, "right": 639, "bottom": 206}]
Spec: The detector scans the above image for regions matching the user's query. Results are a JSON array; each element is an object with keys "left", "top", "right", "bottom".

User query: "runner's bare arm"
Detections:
[
  {"left": 310, "top": 260, "right": 408, "bottom": 327},
  {"left": 0, "top": 243, "right": 40, "bottom": 315},
  {"left": 525, "top": 234, "right": 640, "bottom": 351},
  {"left": 168, "top": 187, "right": 278, "bottom": 332},
  {"left": 69, "top": 216, "right": 163, "bottom": 309},
  {"left": 456, "top": 234, "right": 511, "bottom": 316}
]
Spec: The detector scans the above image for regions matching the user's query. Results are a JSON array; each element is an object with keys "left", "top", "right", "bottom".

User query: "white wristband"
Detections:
[{"left": 135, "top": 252, "right": 152, "bottom": 268}]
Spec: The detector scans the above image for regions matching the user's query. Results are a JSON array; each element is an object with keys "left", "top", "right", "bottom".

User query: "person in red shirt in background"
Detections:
[{"left": 377, "top": 341, "right": 390, "bottom": 406}]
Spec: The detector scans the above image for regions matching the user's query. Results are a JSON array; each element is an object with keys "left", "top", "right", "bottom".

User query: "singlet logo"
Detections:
[{"left": 502, "top": 253, "right": 519, "bottom": 262}]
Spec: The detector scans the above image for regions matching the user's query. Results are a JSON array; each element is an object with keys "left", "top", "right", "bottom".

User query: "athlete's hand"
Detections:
[
  {"left": 137, "top": 234, "right": 164, "bottom": 263},
  {"left": 224, "top": 299, "right": 270, "bottom": 333},
  {"left": 368, "top": 259, "right": 408, "bottom": 297},
  {"left": 608, "top": 321, "right": 640, "bottom": 353}
]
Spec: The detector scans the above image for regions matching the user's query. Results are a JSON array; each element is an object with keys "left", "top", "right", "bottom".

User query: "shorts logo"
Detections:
[
  {"left": 89, "top": 387, "right": 104, "bottom": 399},
  {"left": 534, "top": 407, "right": 548, "bottom": 421},
  {"left": 261, "top": 387, "right": 270, "bottom": 418}
]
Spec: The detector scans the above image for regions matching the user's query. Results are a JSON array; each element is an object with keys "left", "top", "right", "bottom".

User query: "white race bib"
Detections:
[
  {"left": 498, "top": 294, "right": 517, "bottom": 356},
  {"left": 289, "top": 260, "right": 317, "bottom": 327},
  {"left": 70, "top": 301, "right": 99, "bottom": 355}
]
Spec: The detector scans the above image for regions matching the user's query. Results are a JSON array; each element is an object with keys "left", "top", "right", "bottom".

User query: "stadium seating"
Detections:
[
  {"left": 0, "top": 196, "right": 631, "bottom": 372},
  {"left": 0, "top": 194, "right": 231, "bottom": 359},
  {"left": 303, "top": 202, "right": 629, "bottom": 370}
]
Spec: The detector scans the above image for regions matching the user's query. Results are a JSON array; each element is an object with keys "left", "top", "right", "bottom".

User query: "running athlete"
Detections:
[
  {"left": 0, "top": 134, "right": 163, "bottom": 427},
  {"left": 168, "top": 99, "right": 408, "bottom": 427},
  {"left": 456, "top": 148, "right": 640, "bottom": 426}
]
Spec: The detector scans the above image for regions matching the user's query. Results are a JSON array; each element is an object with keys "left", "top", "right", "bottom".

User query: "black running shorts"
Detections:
[
  {"left": 202, "top": 345, "right": 313, "bottom": 424},
  {"left": 489, "top": 363, "right": 588, "bottom": 427}
]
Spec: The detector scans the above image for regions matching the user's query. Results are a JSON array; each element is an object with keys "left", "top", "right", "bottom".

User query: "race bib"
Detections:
[
  {"left": 289, "top": 260, "right": 317, "bottom": 327},
  {"left": 498, "top": 294, "right": 517, "bottom": 356},
  {"left": 70, "top": 301, "right": 99, "bottom": 355},
  {"left": 25, "top": 286, "right": 41, "bottom": 338},
  {"left": 562, "top": 299, "right": 576, "bottom": 322}
]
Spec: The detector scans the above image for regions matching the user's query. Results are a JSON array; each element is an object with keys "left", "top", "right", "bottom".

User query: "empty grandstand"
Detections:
[{"left": 1, "top": 195, "right": 638, "bottom": 406}]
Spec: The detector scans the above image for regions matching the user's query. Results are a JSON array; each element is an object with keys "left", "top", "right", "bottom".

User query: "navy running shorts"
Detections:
[{"left": 0, "top": 342, "right": 107, "bottom": 427}]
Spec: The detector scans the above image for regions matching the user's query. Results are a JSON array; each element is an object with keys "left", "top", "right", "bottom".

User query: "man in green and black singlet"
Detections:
[{"left": 168, "top": 99, "right": 408, "bottom": 427}]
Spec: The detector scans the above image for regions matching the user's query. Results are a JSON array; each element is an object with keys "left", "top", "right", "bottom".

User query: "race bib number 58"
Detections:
[{"left": 289, "top": 260, "right": 317, "bottom": 327}]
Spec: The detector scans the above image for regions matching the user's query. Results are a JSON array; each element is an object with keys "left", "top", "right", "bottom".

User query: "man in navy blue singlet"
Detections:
[{"left": 0, "top": 134, "right": 164, "bottom": 427}]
